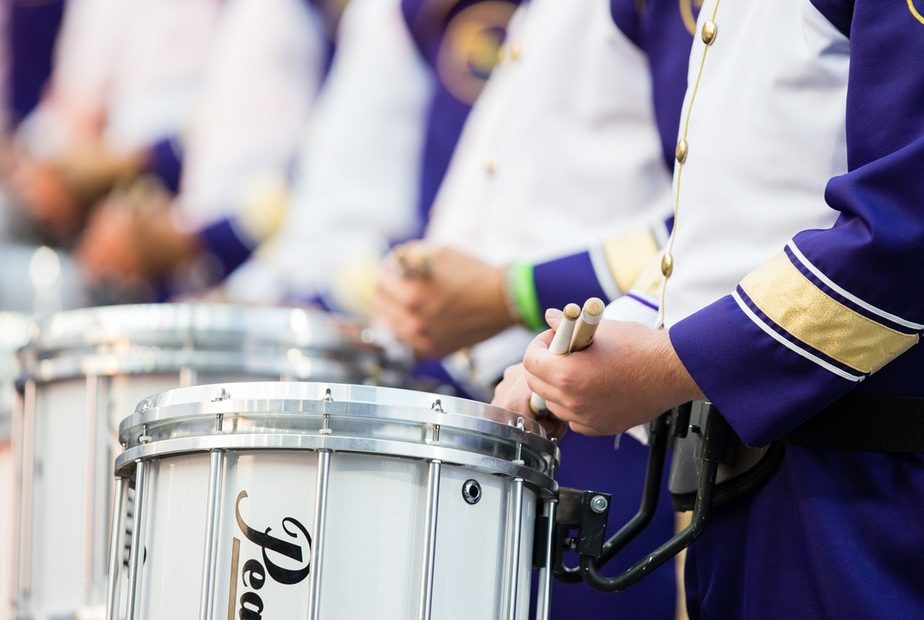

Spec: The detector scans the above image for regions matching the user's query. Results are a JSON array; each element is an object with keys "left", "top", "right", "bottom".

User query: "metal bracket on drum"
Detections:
[{"left": 547, "top": 404, "right": 735, "bottom": 593}]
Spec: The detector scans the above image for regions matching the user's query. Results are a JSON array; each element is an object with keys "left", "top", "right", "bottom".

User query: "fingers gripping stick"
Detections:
[
  {"left": 529, "top": 298, "right": 604, "bottom": 417},
  {"left": 394, "top": 246, "right": 432, "bottom": 279},
  {"left": 529, "top": 303, "right": 581, "bottom": 415}
]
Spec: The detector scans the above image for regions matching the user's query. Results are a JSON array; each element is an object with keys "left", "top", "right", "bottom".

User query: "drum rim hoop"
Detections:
[
  {"left": 121, "top": 381, "right": 550, "bottom": 439},
  {"left": 114, "top": 434, "right": 558, "bottom": 496}
]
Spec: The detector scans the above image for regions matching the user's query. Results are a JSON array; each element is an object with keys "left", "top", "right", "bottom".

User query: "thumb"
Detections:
[{"left": 545, "top": 307, "right": 563, "bottom": 330}]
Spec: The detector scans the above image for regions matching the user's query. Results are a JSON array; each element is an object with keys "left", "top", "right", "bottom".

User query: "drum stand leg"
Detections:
[
  {"left": 199, "top": 449, "right": 225, "bottom": 620},
  {"left": 106, "top": 478, "right": 128, "bottom": 620},
  {"left": 504, "top": 477, "right": 525, "bottom": 620},
  {"left": 307, "top": 449, "right": 331, "bottom": 620},
  {"left": 82, "top": 375, "right": 100, "bottom": 598},
  {"left": 126, "top": 460, "right": 148, "bottom": 619},
  {"left": 417, "top": 459, "right": 442, "bottom": 620},
  {"left": 533, "top": 499, "right": 557, "bottom": 620},
  {"left": 15, "top": 379, "right": 36, "bottom": 612}
]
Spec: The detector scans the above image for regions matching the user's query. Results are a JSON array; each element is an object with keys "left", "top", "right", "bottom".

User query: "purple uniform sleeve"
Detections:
[
  {"left": 670, "top": 4, "right": 924, "bottom": 446},
  {"left": 197, "top": 217, "right": 256, "bottom": 278},
  {"left": 146, "top": 136, "right": 184, "bottom": 194},
  {"left": 531, "top": 217, "right": 672, "bottom": 315}
]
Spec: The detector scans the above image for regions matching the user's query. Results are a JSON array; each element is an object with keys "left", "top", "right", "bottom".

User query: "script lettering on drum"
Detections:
[{"left": 229, "top": 490, "right": 312, "bottom": 619}]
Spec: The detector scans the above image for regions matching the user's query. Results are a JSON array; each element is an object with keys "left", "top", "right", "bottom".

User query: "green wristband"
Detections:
[{"left": 508, "top": 262, "right": 544, "bottom": 331}]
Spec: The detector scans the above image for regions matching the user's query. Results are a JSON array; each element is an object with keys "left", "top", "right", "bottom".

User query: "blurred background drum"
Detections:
[
  {"left": 13, "top": 303, "right": 406, "bottom": 619},
  {"left": 0, "top": 313, "right": 34, "bottom": 620},
  {"left": 0, "top": 243, "right": 88, "bottom": 316},
  {"left": 110, "top": 382, "right": 558, "bottom": 620}
]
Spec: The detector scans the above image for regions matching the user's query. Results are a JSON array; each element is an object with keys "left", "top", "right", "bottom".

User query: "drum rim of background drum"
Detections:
[
  {"left": 115, "top": 381, "right": 560, "bottom": 495},
  {"left": 26, "top": 303, "right": 388, "bottom": 352},
  {"left": 20, "top": 303, "right": 408, "bottom": 383}
]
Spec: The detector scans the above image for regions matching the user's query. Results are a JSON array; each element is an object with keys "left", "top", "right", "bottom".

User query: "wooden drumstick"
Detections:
[
  {"left": 529, "top": 303, "right": 580, "bottom": 416},
  {"left": 569, "top": 297, "right": 605, "bottom": 352},
  {"left": 394, "top": 247, "right": 432, "bottom": 279}
]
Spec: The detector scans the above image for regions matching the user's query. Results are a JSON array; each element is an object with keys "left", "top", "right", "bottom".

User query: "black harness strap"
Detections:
[{"left": 785, "top": 393, "right": 924, "bottom": 454}]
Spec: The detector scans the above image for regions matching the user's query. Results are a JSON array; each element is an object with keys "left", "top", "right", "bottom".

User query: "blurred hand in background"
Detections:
[
  {"left": 77, "top": 178, "right": 197, "bottom": 287},
  {"left": 374, "top": 241, "right": 516, "bottom": 358}
]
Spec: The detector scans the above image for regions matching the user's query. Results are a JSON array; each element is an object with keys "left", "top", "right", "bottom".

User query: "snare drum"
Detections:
[
  {"left": 110, "top": 382, "right": 558, "bottom": 620},
  {"left": 0, "top": 313, "right": 34, "bottom": 620},
  {"left": 14, "top": 304, "right": 405, "bottom": 619}
]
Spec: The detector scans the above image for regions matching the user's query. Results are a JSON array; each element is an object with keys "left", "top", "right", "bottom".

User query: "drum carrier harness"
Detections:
[{"left": 537, "top": 393, "right": 924, "bottom": 593}]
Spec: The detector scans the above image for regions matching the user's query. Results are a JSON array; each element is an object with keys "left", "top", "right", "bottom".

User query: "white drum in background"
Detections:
[
  {"left": 0, "top": 313, "right": 34, "bottom": 620},
  {"left": 14, "top": 304, "right": 406, "bottom": 620},
  {"left": 109, "top": 382, "right": 559, "bottom": 620}
]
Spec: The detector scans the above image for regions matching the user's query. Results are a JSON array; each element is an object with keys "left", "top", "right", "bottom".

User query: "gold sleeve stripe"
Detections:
[
  {"left": 786, "top": 241, "right": 924, "bottom": 330},
  {"left": 603, "top": 228, "right": 661, "bottom": 293},
  {"left": 627, "top": 253, "right": 667, "bottom": 301},
  {"left": 740, "top": 252, "right": 919, "bottom": 375},
  {"left": 237, "top": 175, "right": 290, "bottom": 242}
]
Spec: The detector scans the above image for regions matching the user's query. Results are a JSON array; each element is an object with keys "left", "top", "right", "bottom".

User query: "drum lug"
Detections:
[
  {"left": 513, "top": 417, "right": 525, "bottom": 465},
  {"left": 321, "top": 389, "right": 334, "bottom": 435}
]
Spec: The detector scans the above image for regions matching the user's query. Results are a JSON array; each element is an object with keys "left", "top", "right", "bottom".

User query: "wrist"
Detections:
[
  {"left": 504, "top": 262, "right": 544, "bottom": 331},
  {"left": 655, "top": 328, "right": 705, "bottom": 407},
  {"left": 489, "top": 265, "right": 519, "bottom": 330}
]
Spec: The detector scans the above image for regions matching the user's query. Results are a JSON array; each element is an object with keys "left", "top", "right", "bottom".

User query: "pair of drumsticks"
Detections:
[{"left": 529, "top": 297, "right": 605, "bottom": 416}]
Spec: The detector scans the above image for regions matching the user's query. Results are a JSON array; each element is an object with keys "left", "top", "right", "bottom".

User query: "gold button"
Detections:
[
  {"left": 660, "top": 252, "right": 674, "bottom": 278},
  {"left": 702, "top": 20, "right": 717, "bottom": 46},
  {"left": 485, "top": 157, "right": 497, "bottom": 175},
  {"left": 675, "top": 139, "right": 688, "bottom": 164},
  {"left": 509, "top": 44, "right": 523, "bottom": 61}
]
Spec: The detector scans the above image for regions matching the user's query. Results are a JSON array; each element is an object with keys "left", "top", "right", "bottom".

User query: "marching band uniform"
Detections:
[
  {"left": 169, "top": 0, "right": 331, "bottom": 280},
  {"left": 224, "top": 0, "right": 520, "bottom": 307},
  {"left": 72, "top": 0, "right": 338, "bottom": 296},
  {"left": 424, "top": 0, "right": 710, "bottom": 615},
  {"left": 427, "top": 0, "right": 673, "bottom": 389},
  {"left": 456, "top": 0, "right": 701, "bottom": 334},
  {"left": 623, "top": 1, "right": 924, "bottom": 616}
]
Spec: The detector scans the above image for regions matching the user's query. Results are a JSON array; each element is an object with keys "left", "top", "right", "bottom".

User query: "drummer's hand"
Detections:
[
  {"left": 77, "top": 191, "right": 147, "bottom": 281},
  {"left": 9, "top": 155, "right": 83, "bottom": 239},
  {"left": 522, "top": 309, "right": 704, "bottom": 436},
  {"left": 77, "top": 181, "right": 196, "bottom": 283},
  {"left": 374, "top": 242, "right": 516, "bottom": 358},
  {"left": 13, "top": 140, "right": 145, "bottom": 230},
  {"left": 493, "top": 363, "right": 568, "bottom": 439}
]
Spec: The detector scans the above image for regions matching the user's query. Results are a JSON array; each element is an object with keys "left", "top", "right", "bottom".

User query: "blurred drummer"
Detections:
[
  {"left": 373, "top": 0, "right": 703, "bottom": 616},
  {"left": 74, "top": 0, "right": 335, "bottom": 298},
  {"left": 7, "top": 0, "right": 223, "bottom": 241},
  {"left": 221, "top": 0, "right": 521, "bottom": 310}
]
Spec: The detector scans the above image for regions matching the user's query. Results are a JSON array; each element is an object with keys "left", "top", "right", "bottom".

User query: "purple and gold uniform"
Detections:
[{"left": 623, "top": 1, "right": 924, "bottom": 616}]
